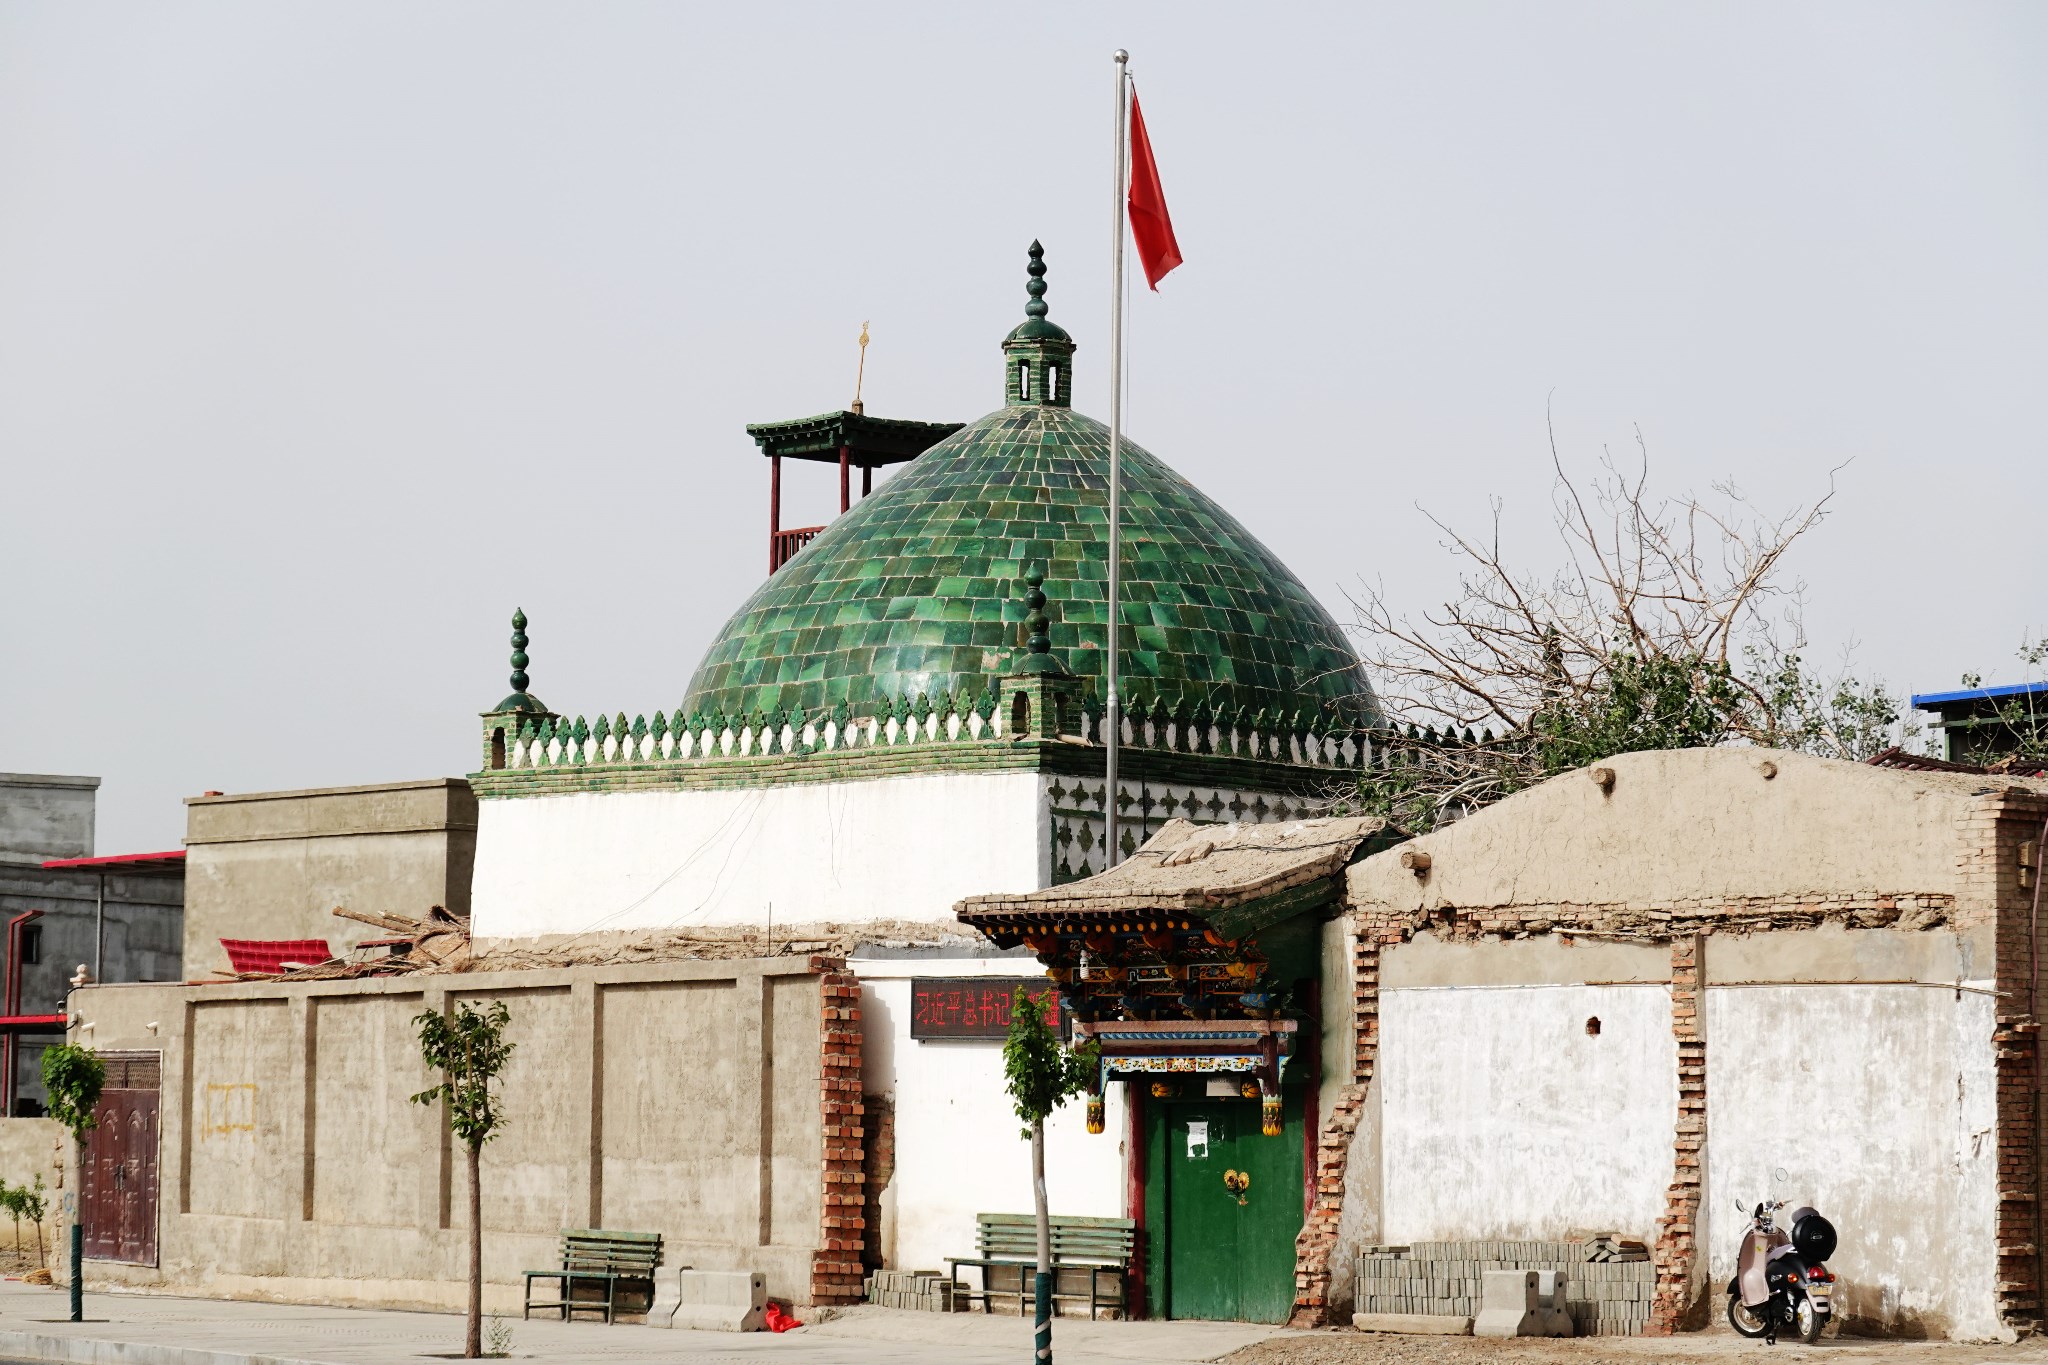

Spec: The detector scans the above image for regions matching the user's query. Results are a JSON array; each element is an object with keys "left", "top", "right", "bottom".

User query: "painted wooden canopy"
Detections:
[{"left": 957, "top": 815, "right": 1392, "bottom": 1134}]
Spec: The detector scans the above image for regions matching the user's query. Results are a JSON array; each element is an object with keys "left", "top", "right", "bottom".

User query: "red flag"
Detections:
[{"left": 1126, "top": 89, "right": 1182, "bottom": 290}]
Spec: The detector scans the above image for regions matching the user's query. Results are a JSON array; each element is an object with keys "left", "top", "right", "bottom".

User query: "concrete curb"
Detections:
[{"left": 0, "top": 1327, "right": 327, "bottom": 1365}]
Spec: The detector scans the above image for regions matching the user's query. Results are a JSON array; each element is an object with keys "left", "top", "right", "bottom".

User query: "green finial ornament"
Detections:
[
  {"left": 1015, "top": 565, "right": 1069, "bottom": 675},
  {"left": 1025, "top": 240, "right": 1049, "bottom": 319},
  {"left": 1003, "top": 241, "right": 1075, "bottom": 404},
  {"left": 1025, "top": 567, "right": 1050, "bottom": 654},
  {"left": 493, "top": 608, "right": 549, "bottom": 714},
  {"left": 509, "top": 609, "right": 530, "bottom": 695}
]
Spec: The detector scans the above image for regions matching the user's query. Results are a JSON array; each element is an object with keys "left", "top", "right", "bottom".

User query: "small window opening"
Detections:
[
  {"left": 1011, "top": 692, "right": 1030, "bottom": 735},
  {"left": 1584, "top": 1016, "right": 1601, "bottom": 1036},
  {"left": 1018, "top": 360, "right": 1031, "bottom": 400},
  {"left": 490, "top": 726, "right": 507, "bottom": 770},
  {"left": 21, "top": 924, "right": 42, "bottom": 966},
  {"left": 1047, "top": 364, "right": 1060, "bottom": 397}
]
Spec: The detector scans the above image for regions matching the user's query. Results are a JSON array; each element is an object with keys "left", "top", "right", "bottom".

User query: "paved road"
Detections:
[{"left": 0, "top": 1284, "right": 1288, "bottom": 1365}]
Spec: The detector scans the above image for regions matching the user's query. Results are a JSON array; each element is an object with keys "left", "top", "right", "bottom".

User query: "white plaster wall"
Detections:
[
  {"left": 1380, "top": 984, "right": 1677, "bottom": 1242},
  {"left": 470, "top": 772, "right": 1046, "bottom": 936},
  {"left": 1705, "top": 984, "right": 2002, "bottom": 1341},
  {"left": 857, "top": 958, "right": 1127, "bottom": 1274}
]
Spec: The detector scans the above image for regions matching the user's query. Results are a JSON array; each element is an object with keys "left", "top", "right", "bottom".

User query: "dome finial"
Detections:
[
  {"left": 1025, "top": 240, "right": 1049, "bottom": 319},
  {"left": 508, "top": 609, "right": 531, "bottom": 696},
  {"left": 1015, "top": 564, "right": 1069, "bottom": 675},
  {"left": 1024, "top": 567, "right": 1050, "bottom": 654},
  {"left": 491, "top": 608, "right": 549, "bottom": 714}
]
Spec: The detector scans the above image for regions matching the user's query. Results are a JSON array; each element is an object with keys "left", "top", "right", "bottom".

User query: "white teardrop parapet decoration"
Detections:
[{"left": 496, "top": 690, "right": 1461, "bottom": 777}]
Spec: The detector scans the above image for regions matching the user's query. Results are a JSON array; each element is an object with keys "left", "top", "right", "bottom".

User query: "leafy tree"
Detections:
[
  {"left": 410, "top": 1001, "right": 514, "bottom": 1360},
  {"left": 1002, "top": 989, "right": 1096, "bottom": 1365},
  {"left": 1947, "top": 637, "right": 2048, "bottom": 768},
  {"left": 0, "top": 1174, "right": 51, "bottom": 1268},
  {"left": 42, "top": 1044, "right": 104, "bottom": 1322},
  {"left": 18, "top": 1174, "right": 48, "bottom": 1269},
  {"left": 1347, "top": 437, "right": 1908, "bottom": 829}
]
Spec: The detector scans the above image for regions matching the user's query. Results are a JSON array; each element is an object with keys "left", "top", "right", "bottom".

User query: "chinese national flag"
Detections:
[{"left": 1126, "top": 89, "right": 1183, "bottom": 290}]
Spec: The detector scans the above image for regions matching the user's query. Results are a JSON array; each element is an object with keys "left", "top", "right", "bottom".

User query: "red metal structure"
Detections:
[{"left": 748, "top": 409, "right": 962, "bottom": 575}]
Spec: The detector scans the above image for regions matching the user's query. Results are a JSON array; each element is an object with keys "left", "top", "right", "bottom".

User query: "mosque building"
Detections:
[{"left": 465, "top": 243, "right": 1380, "bottom": 1320}]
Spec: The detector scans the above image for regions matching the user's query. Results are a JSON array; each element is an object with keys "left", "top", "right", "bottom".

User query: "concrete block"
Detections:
[
  {"left": 1534, "top": 1269, "right": 1574, "bottom": 1336},
  {"left": 654, "top": 1269, "right": 766, "bottom": 1331},
  {"left": 1353, "top": 1312, "right": 1472, "bottom": 1335},
  {"left": 1473, "top": 1270, "right": 1542, "bottom": 1338}
]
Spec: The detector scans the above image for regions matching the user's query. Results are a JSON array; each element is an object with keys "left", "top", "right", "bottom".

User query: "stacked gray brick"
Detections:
[
  {"left": 1354, "top": 1240, "right": 1656, "bottom": 1336},
  {"left": 864, "top": 1269, "right": 968, "bottom": 1312}
]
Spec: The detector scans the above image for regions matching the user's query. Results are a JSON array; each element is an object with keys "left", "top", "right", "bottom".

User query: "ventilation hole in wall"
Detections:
[{"left": 1585, "top": 1016, "right": 1602, "bottom": 1036}]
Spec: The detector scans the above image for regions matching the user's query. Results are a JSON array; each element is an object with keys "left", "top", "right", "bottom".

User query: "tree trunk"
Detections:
[
  {"left": 69, "top": 1138, "right": 83, "bottom": 1323},
  {"left": 1032, "top": 1118, "right": 1051, "bottom": 1364},
  {"left": 466, "top": 1141, "right": 483, "bottom": 1358}
]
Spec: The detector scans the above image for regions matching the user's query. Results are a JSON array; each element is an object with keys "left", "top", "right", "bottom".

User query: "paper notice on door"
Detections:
[{"left": 1186, "top": 1120, "right": 1209, "bottom": 1159}]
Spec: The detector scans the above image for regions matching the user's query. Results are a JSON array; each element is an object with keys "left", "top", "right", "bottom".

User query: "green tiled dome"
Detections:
[{"left": 682, "top": 246, "right": 1375, "bottom": 727}]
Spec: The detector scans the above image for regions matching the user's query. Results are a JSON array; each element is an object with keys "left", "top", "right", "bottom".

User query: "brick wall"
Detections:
[
  {"left": 1648, "top": 934, "right": 1706, "bottom": 1333},
  {"left": 1973, "top": 792, "right": 2048, "bottom": 1334},
  {"left": 1291, "top": 926, "right": 1396, "bottom": 1326},
  {"left": 1292, "top": 867, "right": 2029, "bottom": 1333},
  {"left": 813, "top": 967, "right": 867, "bottom": 1305}
]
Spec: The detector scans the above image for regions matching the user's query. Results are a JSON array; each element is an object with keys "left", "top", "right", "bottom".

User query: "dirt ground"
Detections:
[{"left": 1225, "top": 1326, "right": 2048, "bottom": 1365}]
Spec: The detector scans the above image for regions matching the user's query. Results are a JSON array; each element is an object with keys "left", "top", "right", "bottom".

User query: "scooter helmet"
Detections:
[{"left": 1790, "top": 1209, "right": 1836, "bottom": 1264}]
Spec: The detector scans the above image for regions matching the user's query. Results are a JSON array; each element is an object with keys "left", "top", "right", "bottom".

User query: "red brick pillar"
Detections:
[
  {"left": 1290, "top": 924, "right": 1396, "bottom": 1327},
  {"left": 813, "top": 967, "right": 867, "bottom": 1305}
]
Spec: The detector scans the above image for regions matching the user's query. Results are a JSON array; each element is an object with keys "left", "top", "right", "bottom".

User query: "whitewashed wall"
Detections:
[
  {"left": 1379, "top": 984, "right": 1678, "bottom": 1242},
  {"left": 1704, "top": 984, "right": 2002, "bottom": 1341},
  {"left": 470, "top": 772, "right": 1047, "bottom": 936},
  {"left": 857, "top": 959, "right": 1127, "bottom": 1273}
]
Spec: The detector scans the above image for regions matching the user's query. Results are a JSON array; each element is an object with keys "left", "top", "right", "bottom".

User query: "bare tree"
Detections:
[{"left": 1345, "top": 423, "right": 1900, "bottom": 829}]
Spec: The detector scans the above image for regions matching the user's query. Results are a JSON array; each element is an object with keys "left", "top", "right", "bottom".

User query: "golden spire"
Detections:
[{"left": 851, "top": 321, "right": 870, "bottom": 415}]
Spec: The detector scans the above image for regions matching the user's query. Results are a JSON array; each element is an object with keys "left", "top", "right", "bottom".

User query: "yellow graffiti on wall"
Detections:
[{"left": 201, "top": 1082, "right": 257, "bottom": 1136}]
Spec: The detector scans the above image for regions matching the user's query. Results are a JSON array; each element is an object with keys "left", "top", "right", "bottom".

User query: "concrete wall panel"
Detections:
[
  {"left": 1704, "top": 984, "right": 2000, "bottom": 1340},
  {"left": 310, "top": 993, "right": 431, "bottom": 1229},
  {"left": 69, "top": 959, "right": 832, "bottom": 1311},
  {"left": 598, "top": 981, "right": 745, "bottom": 1244},
  {"left": 1380, "top": 983, "right": 1677, "bottom": 1242},
  {"left": 769, "top": 974, "right": 822, "bottom": 1247},
  {"left": 183, "top": 780, "right": 476, "bottom": 974},
  {"left": 187, "top": 1000, "right": 291, "bottom": 1221},
  {"left": 446, "top": 987, "right": 575, "bottom": 1237}
]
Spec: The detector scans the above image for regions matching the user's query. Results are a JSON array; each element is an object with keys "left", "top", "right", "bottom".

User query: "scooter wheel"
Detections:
[
  {"left": 1797, "top": 1300, "right": 1826, "bottom": 1345},
  {"left": 1727, "top": 1293, "right": 1769, "bottom": 1338}
]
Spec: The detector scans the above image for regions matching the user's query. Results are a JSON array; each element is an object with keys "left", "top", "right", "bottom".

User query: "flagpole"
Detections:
[{"left": 1105, "top": 49, "right": 1129, "bottom": 870}]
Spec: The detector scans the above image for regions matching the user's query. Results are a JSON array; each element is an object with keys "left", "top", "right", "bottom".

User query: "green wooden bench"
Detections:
[
  {"left": 523, "top": 1229, "right": 664, "bottom": 1323},
  {"left": 946, "top": 1213, "right": 1136, "bottom": 1319}
]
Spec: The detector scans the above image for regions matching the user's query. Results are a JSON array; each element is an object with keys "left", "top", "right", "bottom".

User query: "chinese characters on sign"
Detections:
[{"left": 909, "top": 978, "right": 1062, "bottom": 1039}]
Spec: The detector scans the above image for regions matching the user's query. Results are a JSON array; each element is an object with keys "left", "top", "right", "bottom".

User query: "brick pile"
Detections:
[
  {"left": 1354, "top": 1241, "right": 1655, "bottom": 1335},
  {"left": 865, "top": 1268, "right": 967, "bottom": 1312},
  {"left": 812, "top": 967, "right": 867, "bottom": 1306}
]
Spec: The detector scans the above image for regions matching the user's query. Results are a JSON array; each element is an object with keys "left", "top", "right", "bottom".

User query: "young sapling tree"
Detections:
[
  {"left": 411, "top": 1000, "right": 514, "bottom": 1360},
  {"left": 42, "top": 1044, "right": 104, "bottom": 1322},
  {"left": 1002, "top": 988, "right": 1096, "bottom": 1365}
]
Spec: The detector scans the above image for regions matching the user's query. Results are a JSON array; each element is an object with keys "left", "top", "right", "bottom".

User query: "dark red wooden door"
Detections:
[{"left": 79, "top": 1055, "right": 159, "bottom": 1266}]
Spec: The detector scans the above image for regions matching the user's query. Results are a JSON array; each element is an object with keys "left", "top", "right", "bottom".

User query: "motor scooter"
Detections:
[{"left": 1727, "top": 1197, "right": 1837, "bottom": 1344}]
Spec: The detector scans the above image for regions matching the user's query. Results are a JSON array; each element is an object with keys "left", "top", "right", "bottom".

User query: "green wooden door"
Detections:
[{"left": 1154, "top": 1092, "right": 1304, "bottom": 1323}]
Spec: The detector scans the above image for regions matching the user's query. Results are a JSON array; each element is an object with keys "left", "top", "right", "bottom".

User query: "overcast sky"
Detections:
[{"left": 2, "top": 2, "right": 2043, "bottom": 854}]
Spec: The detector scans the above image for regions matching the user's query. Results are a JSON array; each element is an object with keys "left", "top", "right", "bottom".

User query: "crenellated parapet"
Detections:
[{"left": 476, "top": 676, "right": 1487, "bottom": 791}]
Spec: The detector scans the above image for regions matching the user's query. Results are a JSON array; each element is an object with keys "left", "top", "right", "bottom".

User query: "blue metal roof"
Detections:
[{"left": 1911, "top": 679, "right": 2048, "bottom": 710}]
